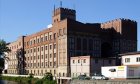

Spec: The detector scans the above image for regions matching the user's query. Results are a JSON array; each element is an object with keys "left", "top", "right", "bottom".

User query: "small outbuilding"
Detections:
[{"left": 102, "top": 65, "right": 140, "bottom": 79}]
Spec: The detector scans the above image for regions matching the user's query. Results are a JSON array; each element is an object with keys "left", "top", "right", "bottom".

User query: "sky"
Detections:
[{"left": 0, "top": 0, "right": 140, "bottom": 50}]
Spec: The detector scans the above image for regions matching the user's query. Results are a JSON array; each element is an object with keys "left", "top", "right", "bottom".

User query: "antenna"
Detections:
[
  {"left": 60, "top": 1, "right": 62, "bottom": 8},
  {"left": 54, "top": 4, "right": 55, "bottom": 11}
]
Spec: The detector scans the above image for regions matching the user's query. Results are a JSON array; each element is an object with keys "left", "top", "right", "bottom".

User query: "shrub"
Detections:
[
  {"left": 43, "top": 72, "right": 53, "bottom": 81},
  {"left": 35, "top": 79, "right": 43, "bottom": 84},
  {"left": 43, "top": 80, "right": 57, "bottom": 84},
  {"left": 28, "top": 73, "right": 34, "bottom": 79}
]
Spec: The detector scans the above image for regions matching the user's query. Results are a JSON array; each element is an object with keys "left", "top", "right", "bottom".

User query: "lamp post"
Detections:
[{"left": 81, "top": 59, "right": 83, "bottom": 75}]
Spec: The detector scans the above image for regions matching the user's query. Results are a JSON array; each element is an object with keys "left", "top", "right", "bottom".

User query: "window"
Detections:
[
  {"left": 50, "top": 62, "right": 52, "bottom": 66},
  {"left": 69, "top": 37, "right": 75, "bottom": 50},
  {"left": 50, "top": 35, "right": 52, "bottom": 40},
  {"left": 41, "top": 37, "right": 43, "bottom": 42},
  {"left": 42, "top": 55, "right": 43, "bottom": 59},
  {"left": 50, "top": 54, "right": 52, "bottom": 58},
  {"left": 73, "top": 60, "right": 75, "bottom": 63},
  {"left": 54, "top": 70, "right": 56, "bottom": 74},
  {"left": 54, "top": 33, "right": 56, "bottom": 39},
  {"left": 54, "top": 44, "right": 56, "bottom": 49},
  {"left": 83, "top": 59, "right": 86, "bottom": 63},
  {"left": 136, "top": 57, "right": 140, "bottom": 62},
  {"left": 42, "top": 62, "right": 43, "bottom": 66},
  {"left": 37, "top": 38, "right": 40, "bottom": 43},
  {"left": 54, "top": 61, "right": 56, "bottom": 66},
  {"left": 34, "top": 40, "right": 36, "bottom": 44},
  {"left": 38, "top": 55, "right": 40, "bottom": 59},
  {"left": 41, "top": 47, "right": 43, "bottom": 51},
  {"left": 89, "top": 39, "right": 93, "bottom": 50},
  {"left": 83, "top": 39, "right": 87, "bottom": 50},
  {"left": 50, "top": 45, "right": 52, "bottom": 49},
  {"left": 34, "top": 56, "right": 36, "bottom": 60},
  {"left": 34, "top": 48, "right": 36, "bottom": 52},
  {"left": 30, "top": 41, "right": 32, "bottom": 45},
  {"left": 54, "top": 53, "right": 56, "bottom": 58},
  {"left": 76, "top": 38, "right": 81, "bottom": 50},
  {"left": 63, "top": 73, "right": 65, "bottom": 76},
  {"left": 78, "top": 60, "right": 80, "bottom": 63},
  {"left": 125, "top": 58, "right": 130, "bottom": 63},
  {"left": 30, "top": 49, "right": 32, "bottom": 53},
  {"left": 38, "top": 48, "right": 39, "bottom": 52},
  {"left": 95, "top": 59, "right": 98, "bottom": 64},
  {"left": 38, "top": 63, "right": 39, "bottom": 67},
  {"left": 31, "top": 63, "right": 32, "bottom": 67},
  {"left": 46, "top": 54, "right": 48, "bottom": 58},
  {"left": 45, "top": 36, "right": 48, "bottom": 41},
  {"left": 45, "top": 46, "right": 48, "bottom": 50},
  {"left": 46, "top": 62, "right": 47, "bottom": 66},
  {"left": 59, "top": 73, "right": 61, "bottom": 77},
  {"left": 27, "top": 41, "right": 29, "bottom": 46}
]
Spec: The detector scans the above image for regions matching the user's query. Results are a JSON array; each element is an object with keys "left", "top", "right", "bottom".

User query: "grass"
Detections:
[{"left": 0, "top": 73, "right": 57, "bottom": 84}]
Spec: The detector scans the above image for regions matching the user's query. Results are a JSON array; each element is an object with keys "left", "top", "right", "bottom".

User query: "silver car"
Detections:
[{"left": 91, "top": 74, "right": 109, "bottom": 80}]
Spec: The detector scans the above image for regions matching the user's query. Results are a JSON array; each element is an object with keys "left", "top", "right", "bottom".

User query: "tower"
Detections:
[{"left": 52, "top": 7, "right": 76, "bottom": 24}]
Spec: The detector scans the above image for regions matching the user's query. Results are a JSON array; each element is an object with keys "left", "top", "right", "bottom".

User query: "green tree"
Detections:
[
  {"left": 43, "top": 72, "right": 53, "bottom": 80},
  {"left": 0, "top": 39, "right": 11, "bottom": 73}
]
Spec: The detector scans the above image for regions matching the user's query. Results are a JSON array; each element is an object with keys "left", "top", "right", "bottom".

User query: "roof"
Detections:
[
  {"left": 119, "top": 51, "right": 140, "bottom": 56},
  {"left": 71, "top": 55, "right": 116, "bottom": 59}
]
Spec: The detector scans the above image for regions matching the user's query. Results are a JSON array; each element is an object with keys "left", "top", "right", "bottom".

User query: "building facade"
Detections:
[
  {"left": 6, "top": 7, "right": 137, "bottom": 78},
  {"left": 102, "top": 52, "right": 140, "bottom": 79},
  {"left": 71, "top": 56, "right": 116, "bottom": 77},
  {"left": 6, "top": 36, "right": 25, "bottom": 74},
  {"left": 121, "top": 52, "right": 140, "bottom": 66},
  {"left": 101, "top": 19, "right": 137, "bottom": 58}
]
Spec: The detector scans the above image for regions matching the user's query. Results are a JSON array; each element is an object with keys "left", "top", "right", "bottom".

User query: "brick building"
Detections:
[
  {"left": 6, "top": 7, "right": 137, "bottom": 78},
  {"left": 6, "top": 36, "right": 25, "bottom": 74}
]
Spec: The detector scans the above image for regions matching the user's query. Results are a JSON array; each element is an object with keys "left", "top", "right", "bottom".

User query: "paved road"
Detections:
[{"left": 0, "top": 80, "right": 18, "bottom": 84}]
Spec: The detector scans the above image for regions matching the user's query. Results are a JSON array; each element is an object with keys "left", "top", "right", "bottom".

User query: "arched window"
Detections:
[{"left": 63, "top": 73, "right": 65, "bottom": 77}]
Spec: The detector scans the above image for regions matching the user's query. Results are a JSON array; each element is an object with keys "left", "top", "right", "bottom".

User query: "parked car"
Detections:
[
  {"left": 91, "top": 74, "right": 109, "bottom": 80},
  {"left": 78, "top": 74, "right": 90, "bottom": 80}
]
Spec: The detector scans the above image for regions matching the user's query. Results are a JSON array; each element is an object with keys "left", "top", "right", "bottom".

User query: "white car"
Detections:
[{"left": 91, "top": 74, "right": 109, "bottom": 80}]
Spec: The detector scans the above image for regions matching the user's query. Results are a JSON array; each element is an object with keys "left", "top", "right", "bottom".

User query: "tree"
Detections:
[
  {"left": 43, "top": 72, "right": 53, "bottom": 80},
  {"left": 0, "top": 39, "right": 11, "bottom": 73},
  {"left": 0, "top": 39, "right": 10, "bottom": 57}
]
